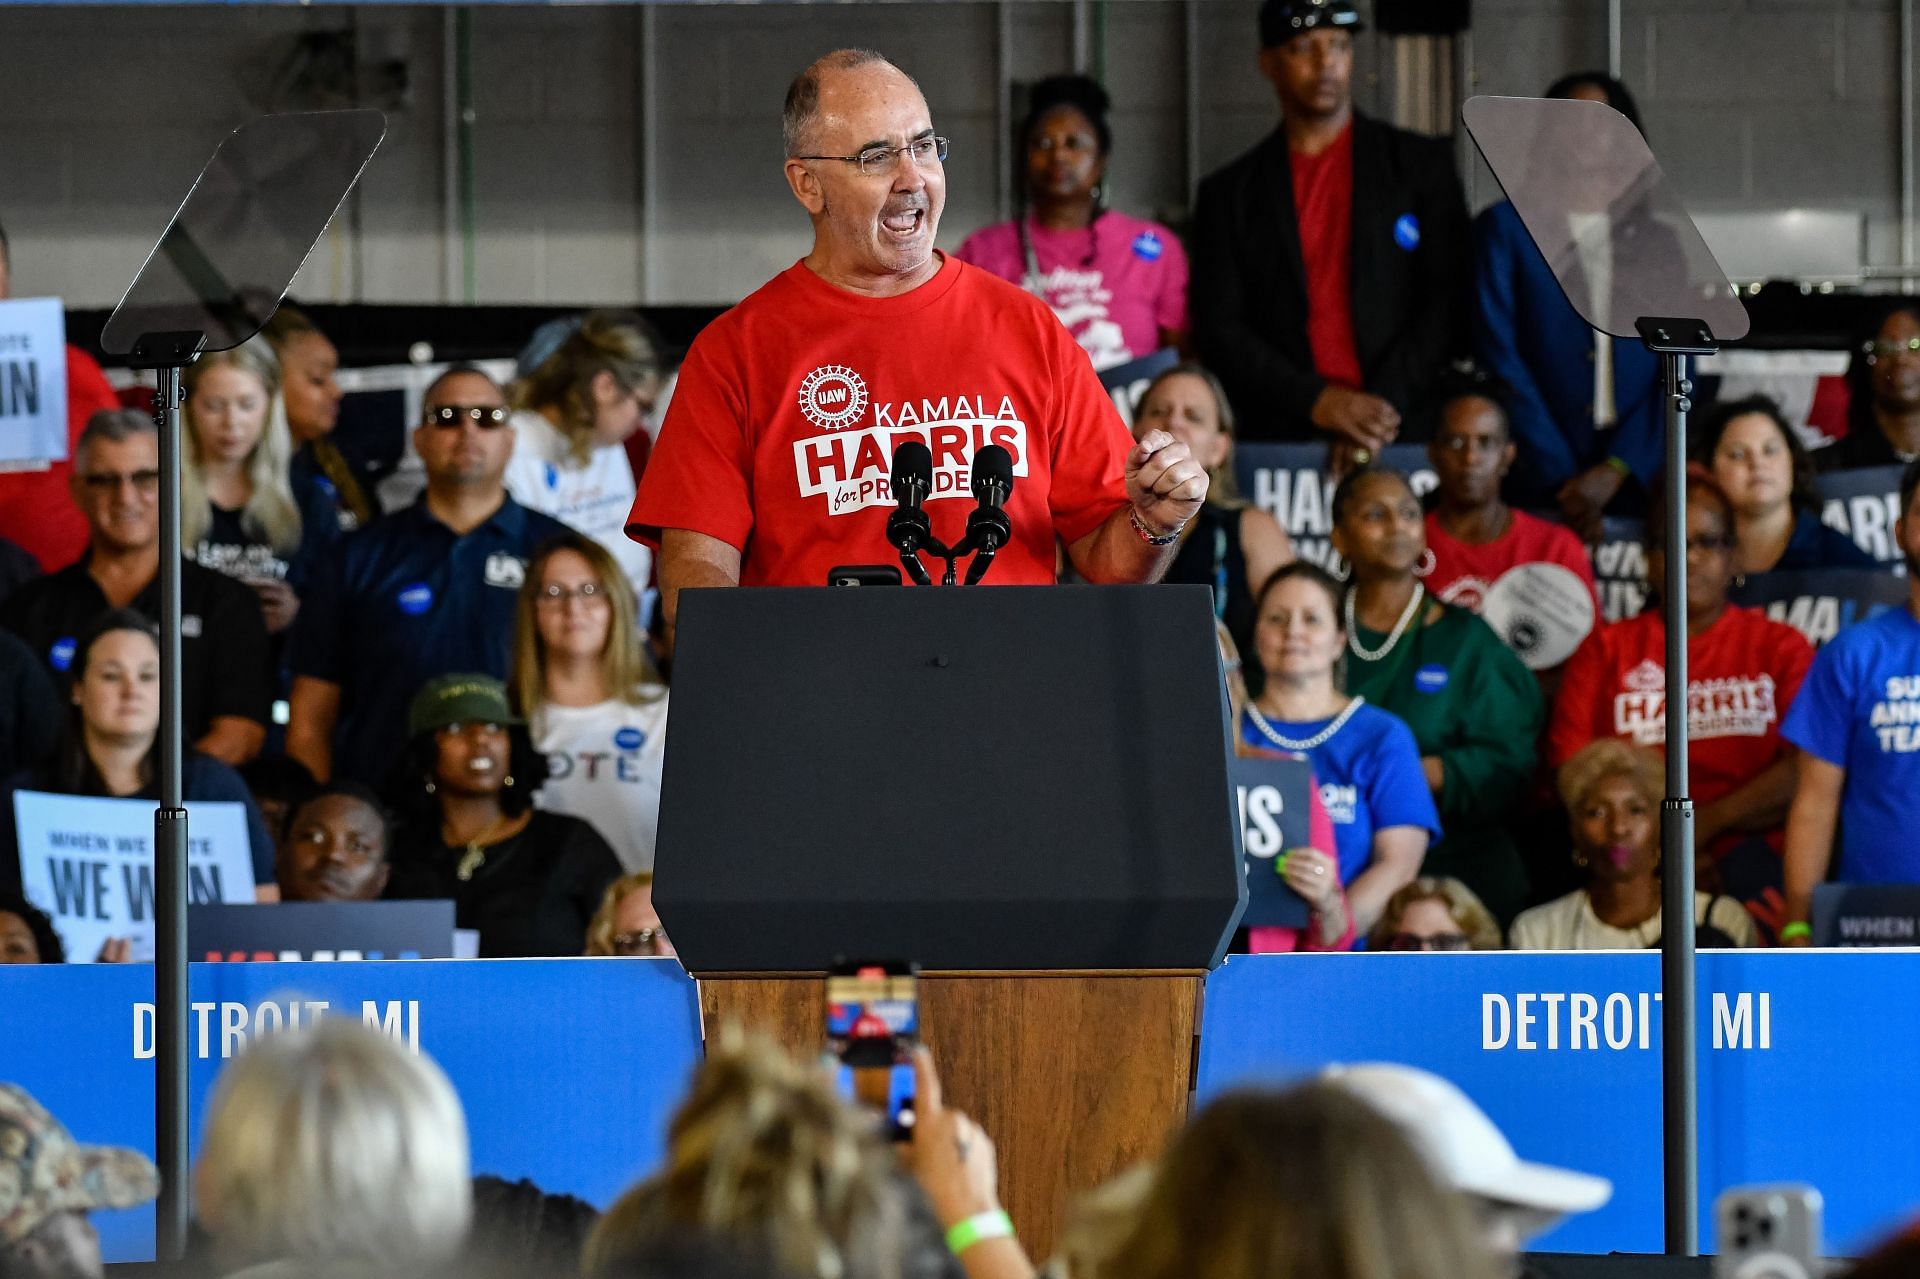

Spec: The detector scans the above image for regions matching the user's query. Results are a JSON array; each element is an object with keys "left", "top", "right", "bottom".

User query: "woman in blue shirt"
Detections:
[
  {"left": 1699, "top": 394, "right": 1878, "bottom": 575},
  {"left": 1238, "top": 562, "right": 1439, "bottom": 932}
]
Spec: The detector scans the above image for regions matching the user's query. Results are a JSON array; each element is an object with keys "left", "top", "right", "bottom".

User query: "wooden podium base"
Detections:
[{"left": 697, "top": 970, "right": 1200, "bottom": 1257}]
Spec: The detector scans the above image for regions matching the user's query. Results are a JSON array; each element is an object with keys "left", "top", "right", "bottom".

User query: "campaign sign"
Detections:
[
  {"left": 0, "top": 297, "right": 68, "bottom": 466},
  {"left": 0, "top": 958, "right": 704, "bottom": 1263},
  {"left": 190, "top": 900, "right": 457, "bottom": 961},
  {"left": 1732, "top": 567, "right": 1909, "bottom": 648},
  {"left": 1229, "top": 751, "right": 1314, "bottom": 929},
  {"left": 1197, "top": 951, "right": 1920, "bottom": 1256},
  {"left": 1584, "top": 514, "right": 1650, "bottom": 623},
  {"left": 1097, "top": 347, "right": 1180, "bottom": 427},
  {"left": 1812, "top": 884, "right": 1920, "bottom": 946},
  {"left": 1236, "top": 442, "right": 1436, "bottom": 575},
  {"left": 14, "top": 792, "right": 256, "bottom": 963},
  {"left": 1813, "top": 466, "right": 1907, "bottom": 565}
]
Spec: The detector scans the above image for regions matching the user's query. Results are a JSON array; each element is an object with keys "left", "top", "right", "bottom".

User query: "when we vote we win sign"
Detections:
[
  {"left": 0, "top": 298, "right": 69, "bottom": 466},
  {"left": 15, "top": 792, "right": 255, "bottom": 962}
]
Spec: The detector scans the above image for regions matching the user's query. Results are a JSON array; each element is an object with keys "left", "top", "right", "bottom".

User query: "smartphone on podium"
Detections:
[{"left": 825, "top": 959, "right": 919, "bottom": 1140}]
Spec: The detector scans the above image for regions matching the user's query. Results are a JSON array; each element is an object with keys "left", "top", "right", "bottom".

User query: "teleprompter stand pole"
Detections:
[
  {"left": 128, "top": 330, "right": 207, "bottom": 1261},
  {"left": 1636, "top": 317, "right": 1719, "bottom": 1257}
]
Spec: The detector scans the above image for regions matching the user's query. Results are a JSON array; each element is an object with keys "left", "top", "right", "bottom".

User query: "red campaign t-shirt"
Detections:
[
  {"left": 628, "top": 255, "right": 1131, "bottom": 586},
  {"left": 1290, "top": 124, "right": 1362, "bottom": 390},
  {"left": 1547, "top": 606, "right": 1814, "bottom": 808},
  {"left": 1425, "top": 510, "right": 1601, "bottom": 614},
  {"left": 0, "top": 346, "right": 123, "bottom": 570}
]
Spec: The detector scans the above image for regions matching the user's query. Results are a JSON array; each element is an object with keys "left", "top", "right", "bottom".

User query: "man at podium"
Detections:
[{"left": 627, "top": 49, "right": 1208, "bottom": 636}]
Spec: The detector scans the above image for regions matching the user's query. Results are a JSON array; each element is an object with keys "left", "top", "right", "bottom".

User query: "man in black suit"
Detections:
[{"left": 1191, "top": 0, "right": 1469, "bottom": 453}]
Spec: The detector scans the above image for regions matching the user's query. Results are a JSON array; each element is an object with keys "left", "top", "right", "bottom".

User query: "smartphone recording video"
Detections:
[{"left": 826, "top": 960, "right": 919, "bottom": 1140}]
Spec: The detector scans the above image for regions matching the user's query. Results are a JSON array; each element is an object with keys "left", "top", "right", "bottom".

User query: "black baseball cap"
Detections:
[{"left": 1260, "top": 0, "right": 1366, "bottom": 47}]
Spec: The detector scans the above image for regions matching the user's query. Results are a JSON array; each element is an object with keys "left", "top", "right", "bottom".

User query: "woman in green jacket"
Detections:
[{"left": 1330, "top": 466, "right": 1544, "bottom": 923}]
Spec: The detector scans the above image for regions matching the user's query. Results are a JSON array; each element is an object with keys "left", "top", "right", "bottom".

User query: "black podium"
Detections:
[
  {"left": 655, "top": 584, "right": 1246, "bottom": 1254},
  {"left": 654, "top": 584, "right": 1245, "bottom": 972}
]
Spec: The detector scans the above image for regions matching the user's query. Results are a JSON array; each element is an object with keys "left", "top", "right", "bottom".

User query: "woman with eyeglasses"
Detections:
[
  {"left": 1332, "top": 465, "right": 1543, "bottom": 927},
  {"left": 180, "top": 336, "right": 340, "bottom": 635},
  {"left": 510, "top": 534, "right": 669, "bottom": 875},
  {"left": 1366, "top": 876, "right": 1500, "bottom": 952},
  {"left": 1698, "top": 394, "right": 1876, "bottom": 574},
  {"left": 1549, "top": 468, "right": 1813, "bottom": 922},
  {"left": 1241, "top": 562, "right": 1436, "bottom": 934},
  {"left": 1824, "top": 303, "right": 1920, "bottom": 471},
  {"left": 1512, "top": 739, "right": 1755, "bottom": 950},
  {"left": 956, "top": 75, "right": 1188, "bottom": 371},
  {"left": 584, "top": 872, "right": 676, "bottom": 957},
  {"left": 383, "top": 672, "right": 621, "bottom": 957},
  {"left": 506, "top": 311, "right": 663, "bottom": 603}
]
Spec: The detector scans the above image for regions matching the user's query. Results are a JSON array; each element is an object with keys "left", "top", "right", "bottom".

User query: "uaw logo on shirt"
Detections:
[
  {"left": 791, "top": 362, "right": 1031, "bottom": 516},
  {"left": 1613, "top": 668, "right": 1779, "bottom": 745},
  {"left": 484, "top": 552, "right": 526, "bottom": 588}
]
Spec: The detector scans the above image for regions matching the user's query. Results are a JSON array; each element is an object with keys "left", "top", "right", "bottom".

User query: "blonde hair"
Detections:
[
  {"left": 584, "top": 1031, "right": 904, "bottom": 1279},
  {"left": 194, "top": 1018, "right": 471, "bottom": 1270},
  {"left": 1049, "top": 1164, "right": 1156, "bottom": 1279},
  {"left": 584, "top": 871, "right": 654, "bottom": 956},
  {"left": 511, "top": 532, "right": 663, "bottom": 719},
  {"left": 1105, "top": 1084, "right": 1500, "bottom": 1279},
  {"left": 1367, "top": 877, "right": 1502, "bottom": 952},
  {"left": 1556, "top": 739, "right": 1664, "bottom": 812},
  {"left": 510, "top": 310, "right": 660, "bottom": 465},
  {"left": 179, "top": 335, "right": 302, "bottom": 555},
  {"left": 1134, "top": 362, "right": 1246, "bottom": 509}
]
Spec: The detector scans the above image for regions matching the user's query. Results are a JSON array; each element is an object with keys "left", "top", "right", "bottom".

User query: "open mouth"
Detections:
[
  {"left": 881, "top": 207, "right": 925, "bottom": 240},
  {"left": 467, "top": 756, "right": 498, "bottom": 774}
]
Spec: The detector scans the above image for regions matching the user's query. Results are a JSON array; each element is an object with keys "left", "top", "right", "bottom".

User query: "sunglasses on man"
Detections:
[{"left": 424, "top": 404, "right": 510, "bottom": 429}]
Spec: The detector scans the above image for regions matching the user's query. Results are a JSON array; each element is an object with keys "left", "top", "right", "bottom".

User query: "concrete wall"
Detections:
[{"left": 0, "top": 0, "right": 1908, "bottom": 308}]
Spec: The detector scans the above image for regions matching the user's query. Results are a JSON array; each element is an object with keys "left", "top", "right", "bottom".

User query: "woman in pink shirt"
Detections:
[{"left": 956, "top": 75, "right": 1188, "bottom": 371}]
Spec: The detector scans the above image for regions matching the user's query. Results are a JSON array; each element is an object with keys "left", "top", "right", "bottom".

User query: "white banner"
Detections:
[
  {"left": 0, "top": 297, "right": 69, "bottom": 467},
  {"left": 15, "top": 791, "right": 256, "bottom": 962}
]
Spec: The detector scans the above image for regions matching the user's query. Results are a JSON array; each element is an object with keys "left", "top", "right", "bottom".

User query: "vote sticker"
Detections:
[
  {"left": 1132, "top": 230, "right": 1164, "bottom": 262},
  {"left": 49, "top": 637, "right": 76, "bottom": 672},
  {"left": 397, "top": 583, "right": 434, "bottom": 616},
  {"left": 1393, "top": 213, "right": 1421, "bottom": 251},
  {"left": 1414, "top": 664, "right": 1449, "bottom": 694},
  {"left": 614, "top": 727, "right": 645, "bottom": 751}
]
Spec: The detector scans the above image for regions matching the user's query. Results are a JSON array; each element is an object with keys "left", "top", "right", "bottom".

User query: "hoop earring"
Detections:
[
  {"left": 502, "top": 775, "right": 515, "bottom": 789},
  {"left": 424, "top": 780, "right": 436, "bottom": 795},
  {"left": 1572, "top": 850, "right": 1589, "bottom": 869},
  {"left": 1414, "top": 548, "right": 1437, "bottom": 579}
]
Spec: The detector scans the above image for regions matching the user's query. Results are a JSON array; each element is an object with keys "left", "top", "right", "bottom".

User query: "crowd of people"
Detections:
[{"left": 1, "top": 0, "right": 1919, "bottom": 970}]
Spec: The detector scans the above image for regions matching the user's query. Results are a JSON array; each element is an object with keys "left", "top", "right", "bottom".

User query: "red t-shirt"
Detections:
[
  {"left": 1547, "top": 606, "right": 1814, "bottom": 809},
  {"left": 1425, "top": 510, "right": 1600, "bottom": 614},
  {"left": 628, "top": 255, "right": 1131, "bottom": 586},
  {"left": 1290, "top": 125, "right": 1361, "bottom": 390},
  {"left": 0, "top": 346, "right": 122, "bottom": 570}
]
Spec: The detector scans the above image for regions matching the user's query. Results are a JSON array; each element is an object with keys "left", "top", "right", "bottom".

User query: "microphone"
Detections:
[
  {"left": 887, "top": 441, "right": 934, "bottom": 586},
  {"left": 962, "top": 444, "right": 1014, "bottom": 586}
]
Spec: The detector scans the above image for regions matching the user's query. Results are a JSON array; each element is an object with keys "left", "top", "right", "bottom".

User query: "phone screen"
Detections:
[{"left": 825, "top": 961, "right": 918, "bottom": 1139}]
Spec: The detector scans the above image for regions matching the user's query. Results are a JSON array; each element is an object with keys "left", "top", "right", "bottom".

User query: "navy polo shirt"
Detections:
[
  {"left": 0, "top": 556, "right": 273, "bottom": 741},
  {"left": 289, "top": 495, "right": 574, "bottom": 786}
]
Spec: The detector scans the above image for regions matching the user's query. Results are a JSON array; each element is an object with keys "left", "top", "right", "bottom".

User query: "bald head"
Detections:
[{"left": 783, "top": 49, "right": 918, "bottom": 157}]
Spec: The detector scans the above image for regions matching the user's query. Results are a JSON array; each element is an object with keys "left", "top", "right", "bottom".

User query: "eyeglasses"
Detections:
[
  {"left": 1864, "top": 337, "right": 1920, "bottom": 362},
  {"left": 1382, "top": 932, "right": 1472, "bottom": 952},
  {"left": 535, "top": 582, "right": 610, "bottom": 608},
  {"left": 795, "top": 136, "right": 948, "bottom": 177},
  {"left": 425, "top": 404, "right": 510, "bottom": 429},
  {"left": 612, "top": 928, "right": 662, "bottom": 955},
  {"left": 79, "top": 469, "right": 161, "bottom": 493}
]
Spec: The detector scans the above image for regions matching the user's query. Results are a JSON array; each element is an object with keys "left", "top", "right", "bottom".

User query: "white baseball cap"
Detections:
[{"left": 1325, "top": 1063, "right": 1612, "bottom": 1222}]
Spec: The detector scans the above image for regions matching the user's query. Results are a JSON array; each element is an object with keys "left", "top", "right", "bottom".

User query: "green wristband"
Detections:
[
  {"left": 946, "top": 1210, "right": 1014, "bottom": 1256},
  {"left": 1779, "top": 921, "right": 1812, "bottom": 941},
  {"left": 1603, "top": 455, "right": 1632, "bottom": 477}
]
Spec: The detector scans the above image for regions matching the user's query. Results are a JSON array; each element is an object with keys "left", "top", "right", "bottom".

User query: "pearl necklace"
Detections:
[
  {"left": 1246, "top": 698, "right": 1367, "bottom": 753},
  {"left": 1346, "top": 582, "right": 1424, "bottom": 661}
]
